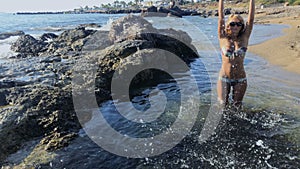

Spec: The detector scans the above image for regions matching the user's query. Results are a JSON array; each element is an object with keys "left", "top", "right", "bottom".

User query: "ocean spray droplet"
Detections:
[
  {"left": 286, "top": 155, "right": 298, "bottom": 160},
  {"left": 256, "top": 140, "right": 264, "bottom": 146},
  {"left": 181, "top": 164, "right": 189, "bottom": 168},
  {"left": 256, "top": 140, "right": 269, "bottom": 149}
]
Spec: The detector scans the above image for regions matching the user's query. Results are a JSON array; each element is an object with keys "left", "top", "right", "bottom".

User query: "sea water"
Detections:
[
  {"left": 1, "top": 13, "right": 299, "bottom": 168},
  {"left": 0, "top": 13, "right": 128, "bottom": 34},
  {"left": 0, "top": 13, "right": 127, "bottom": 61}
]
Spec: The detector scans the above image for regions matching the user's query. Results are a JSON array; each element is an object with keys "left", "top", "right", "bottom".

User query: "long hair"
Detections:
[{"left": 225, "top": 14, "right": 245, "bottom": 36}]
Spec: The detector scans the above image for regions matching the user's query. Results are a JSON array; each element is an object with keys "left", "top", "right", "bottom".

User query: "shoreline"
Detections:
[{"left": 249, "top": 11, "right": 300, "bottom": 74}]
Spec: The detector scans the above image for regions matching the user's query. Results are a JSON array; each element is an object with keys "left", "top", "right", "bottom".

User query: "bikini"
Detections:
[
  {"left": 219, "top": 46, "right": 248, "bottom": 85},
  {"left": 218, "top": 76, "right": 247, "bottom": 86},
  {"left": 222, "top": 46, "right": 247, "bottom": 60}
]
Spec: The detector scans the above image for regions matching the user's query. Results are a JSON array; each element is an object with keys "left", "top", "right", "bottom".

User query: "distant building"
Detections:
[
  {"left": 142, "top": 0, "right": 154, "bottom": 7},
  {"left": 142, "top": 0, "right": 181, "bottom": 7},
  {"left": 141, "top": 0, "right": 167, "bottom": 7}
]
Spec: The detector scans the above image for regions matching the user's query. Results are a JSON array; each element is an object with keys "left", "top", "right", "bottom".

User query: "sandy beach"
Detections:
[{"left": 249, "top": 6, "right": 300, "bottom": 74}]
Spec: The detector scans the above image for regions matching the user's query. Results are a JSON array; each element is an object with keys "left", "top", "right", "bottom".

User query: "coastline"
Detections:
[{"left": 249, "top": 8, "right": 300, "bottom": 74}]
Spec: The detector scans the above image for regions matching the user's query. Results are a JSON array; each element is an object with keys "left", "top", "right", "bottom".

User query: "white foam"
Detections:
[
  {"left": 0, "top": 43, "right": 16, "bottom": 59},
  {"left": 0, "top": 35, "right": 19, "bottom": 44},
  {"left": 99, "top": 17, "right": 115, "bottom": 31}
]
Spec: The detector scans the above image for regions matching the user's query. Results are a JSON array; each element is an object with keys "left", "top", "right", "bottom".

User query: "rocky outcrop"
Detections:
[
  {"left": 40, "top": 33, "right": 58, "bottom": 41},
  {"left": 0, "top": 86, "right": 80, "bottom": 161},
  {"left": 141, "top": 5, "right": 247, "bottom": 18},
  {"left": 1, "top": 15, "right": 199, "bottom": 166},
  {"left": 10, "top": 34, "right": 47, "bottom": 56},
  {"left": 11, "top": 27, "right": 96, "bottom": 58},
  {"left": 46, "top": 27, "right": 96, "bottom": 54},
  {"left": 78, "top": 15, "right": 199, "bottom": 102},
  {"left": 142, "top": 6, "right": 185, "bottom": 17}
]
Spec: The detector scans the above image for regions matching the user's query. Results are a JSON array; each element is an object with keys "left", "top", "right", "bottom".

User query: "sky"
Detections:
[{"left": 0, "top": 0, "right": 132, "bottom": 13}]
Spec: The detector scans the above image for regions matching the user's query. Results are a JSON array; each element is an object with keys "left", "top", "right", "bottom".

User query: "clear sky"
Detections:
[{"left": 0, "top": 0, "right": 132, "bottom": 13}]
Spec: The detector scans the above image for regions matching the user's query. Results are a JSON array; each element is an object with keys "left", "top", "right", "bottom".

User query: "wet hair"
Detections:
[{"left": 225, "top": 14, "right": 245, "bottom": 36}]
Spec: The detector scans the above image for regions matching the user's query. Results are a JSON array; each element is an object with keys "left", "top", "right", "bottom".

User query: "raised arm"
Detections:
[
  {"left": 218, "top": 0, "right": 225, "bottom": 38},
  {"left": 246, "top": 0, "right": 255, "bottom": 35}
]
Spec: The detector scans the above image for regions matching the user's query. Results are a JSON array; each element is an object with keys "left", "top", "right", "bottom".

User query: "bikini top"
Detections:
[{"left": 222, "top": 47, "right": 247, "bottom": 59}]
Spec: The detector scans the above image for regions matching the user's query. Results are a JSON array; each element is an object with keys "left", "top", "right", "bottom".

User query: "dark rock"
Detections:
[
  {"left": 214, "top": 10, "right": 219, "bottom": 17},
  {"left": 142, "top": 11, "right": 169, "bottom": 17},
  {"left": 40, "top": 131, "right": 78, "bottom": 151},
  {"left": 44, "top": 41, "right": 66, "bottom": 55},
  {"left": 0, "top": 89, "right": 9, "bottom": 106},
  {"left": 0, "top": 31, "right": 25, "bottom": 40},
  {"left": 40, "top": 55, "right": 62, "bottom": 63},
  {"left": 8, "top": 53, "right": 27, "bottom": 59},
  {"left": 0, "top": 86, "right": 81, "bottom": 162},
  {"left": 10, "top": 34, "right": 46, "bottom": 56},
  {"left": 48, "top": 27, "right": 96, "bottom": 53},
  {"left": 0, "top": 80, "right": 29, "bottom": 88},
  {"left": 146, "top": 6, "right": 158, "bottom": 13},
  {"left": 78, "top": 23, "right": 101, "bottom": 28},
  {"left": 11, "top": 27, "right": 97, "bottom": 58},
  {"left": 170, "top": 6, "right": 186, "bottom": 16},
  {"left": 84, "top": 15, "right": 198, "bottom": 102},
  {"left": 224, "top": 8, "right": 232, "bottom": 15},
  {"left": 108, "top": 15, "right": 195, "bottom": 53},
  {"left": 82, "top": 31, "right": 112, "bottom": 51},
  {"left": 143, "top": 5, "right": 199, "bottom": 17},
  {"left": 0, "top": 80, "right": 16, "bottom": 88},
  {"left": 207, "top": 10, "right": 213, "bottom": 17},
  {"left": 55, "top": 27, "right": 95, "bottom": 44},
  {"left": 40, "top": 33, "right": 58, "bottom": 42},
  {"left": 185, "top": 9, "right": 200, "bottom": 16},
  {"left": 234, "top": 9, "right": 248, "bottom": 15},
  {"left": 108, "top": 14, "right": 156, "bottom": 43},
  {"left": 212, "top": 9, "right": 219, "bottom": 16},
  {"left": 157, "top": 6, "right": 182, "bottom": 18}
]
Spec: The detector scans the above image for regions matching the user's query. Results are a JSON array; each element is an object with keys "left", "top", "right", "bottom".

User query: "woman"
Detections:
[{"left": 217, "top": 0, "right": 255, "bottom": 108}]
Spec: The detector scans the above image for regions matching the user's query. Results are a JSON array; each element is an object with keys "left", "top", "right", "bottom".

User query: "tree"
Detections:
[
  {"left": 84, "top": 5, "right": 89, "bottom": 11},
  {"left": 120, "top": 1, "right": 127, "bottom": 8},
  {"left": 93, "top": 6, "right": 100, "bottom": 10},
  {"left": 128, "top": 1, "right": 135, "bottom": 7},
  {"left": 113, "top": 0, "right": 120, "bottom": 7}
]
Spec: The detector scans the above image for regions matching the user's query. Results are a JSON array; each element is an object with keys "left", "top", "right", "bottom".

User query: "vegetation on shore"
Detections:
[
  {"left": 15, "top": 0, "right": 299, "bottom": 14},
  {"left": 257, "top": 0, "right": 300, "bottom": 5},
  {"left": 78, "top": 0, "right": 300, "bottom": 12}
]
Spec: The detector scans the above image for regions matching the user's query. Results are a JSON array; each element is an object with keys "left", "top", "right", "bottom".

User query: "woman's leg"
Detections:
[
  {"left": 232, "top": 80, "right": 247, "bottom": 108},
  {"left": 217, "top": 78, "right": 231, "bottom": 106}
]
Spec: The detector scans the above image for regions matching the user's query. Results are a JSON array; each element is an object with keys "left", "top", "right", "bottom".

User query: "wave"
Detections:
[{"left": 30, "top": 26, "right": 70, "bottom": 32}]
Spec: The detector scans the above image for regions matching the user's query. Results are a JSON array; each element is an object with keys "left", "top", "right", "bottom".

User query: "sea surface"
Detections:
[{"left": 0, "top": 13, "right": 299, "bottom": 168}]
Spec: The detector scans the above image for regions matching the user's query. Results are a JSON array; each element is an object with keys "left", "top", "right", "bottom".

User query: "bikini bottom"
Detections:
[{"left": 218, "top": 76, "right": 247, "bottom": 86}]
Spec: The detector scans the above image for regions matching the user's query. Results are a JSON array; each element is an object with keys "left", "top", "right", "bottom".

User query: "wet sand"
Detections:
[{"left": 249, "top": 12, "right": 300, "bottom": 74}]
